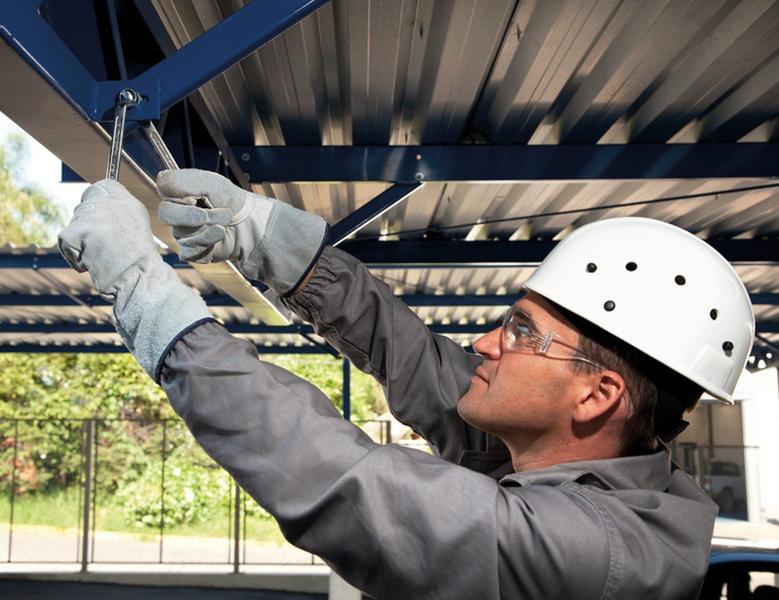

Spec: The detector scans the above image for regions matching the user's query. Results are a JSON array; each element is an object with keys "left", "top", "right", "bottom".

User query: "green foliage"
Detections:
[
  {"left": 0, "top": 133, "right": 66, "bottom": 246},
  {"left": 0, "top": 354, "right": 171, "bottom": 494},
  {"left": 0, "top": 133, "right": 388, "bottom": 532},
  {"left": 116, "top": 437, "right": 271, "bottom": 530},
  {"left": 270, "top": 354, "right": 387, "bottom": 420}
]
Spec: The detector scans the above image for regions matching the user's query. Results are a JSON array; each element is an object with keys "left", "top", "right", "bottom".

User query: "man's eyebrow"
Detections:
[{"left": 512, "top": 306, "right": 540, "bottom": 334}]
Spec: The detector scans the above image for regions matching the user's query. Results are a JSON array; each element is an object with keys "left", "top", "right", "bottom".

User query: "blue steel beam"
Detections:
[
  {"left": 328, "top": 184, "right": 422, "bottom": 245},
  {"left": 233, "top": 144, "right": 779, "bottom": 183},
  {"left": 94, "top": 0, "right": 329, "bottom": 121},
  {"left": 3, "top": 292, "right": 779, "bottom": 307},
  {"left": 0, "top": 343, "right": 331, "bottom": 355},
  {"left": 2, "top": 238, "right": 779, "bottom": 269},
  {"left": 0, "top": 253, "right": 188, "bottom": 270},
  {"left": 0, "top": 322, "right": 495, "bottom": 335},
  {"left": 0, "top": 0, "right": 99, "bottom": 120},
  {"left": 3, "top": 321, "right": 778, "bottom": 334},
  {"left": 0, "top": 1, "right": 328, "bottom": 122}
]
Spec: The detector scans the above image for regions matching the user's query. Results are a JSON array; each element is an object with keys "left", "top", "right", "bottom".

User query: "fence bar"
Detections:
[
  {"left": 233, "top": 482, "right": 241, "bottom": 573},
  {"left": 90, "top": 421, "right": 99, "bottom": 562},
  {"left": 7, "top": 421, "right": 19, "bottom": 562},
  {"left": 81, "top": 419, "right": 95, "bottom": 571},
  {"left": 159, "top": 420, "right": 167, "bottom": 563},
  {"left": 342, "top": 359, "right": 351, "bottom": 421}
]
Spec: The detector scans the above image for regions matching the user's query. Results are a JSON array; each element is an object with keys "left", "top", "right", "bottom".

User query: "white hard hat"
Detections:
[{"left": 523, "top": 217, "right": 754, "bottom": 404}]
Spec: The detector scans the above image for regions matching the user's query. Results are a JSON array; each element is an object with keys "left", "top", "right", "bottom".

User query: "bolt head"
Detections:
[
  {"left": 415, "top": 172, "right": 424, "bottom": 181},
  {"left": 241, "top": 153, "right": 251, "bottom": 162},
  {"left": 118, "top": 89, "right": 140, "bottom": 106}
]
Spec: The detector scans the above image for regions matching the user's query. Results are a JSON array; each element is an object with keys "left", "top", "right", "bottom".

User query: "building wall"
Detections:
[
  {"left": 673, "top": 368, "right": 779, "bottom": 522},
  {"left": 739, "top": 368, "right": 779, "bottom": 524}
]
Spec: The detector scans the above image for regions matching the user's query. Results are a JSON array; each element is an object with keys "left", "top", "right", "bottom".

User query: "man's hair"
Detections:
[{"left": 554, "top": 304, "right": 703, "bottom": 456}]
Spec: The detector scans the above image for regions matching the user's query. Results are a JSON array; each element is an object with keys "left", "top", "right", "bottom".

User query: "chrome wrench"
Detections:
[
  {"left": 106, "top": 88, "right": 141, "bottom": 180},
  {"left": 105, "top": 87, "right": 211, "bottom": 208}
]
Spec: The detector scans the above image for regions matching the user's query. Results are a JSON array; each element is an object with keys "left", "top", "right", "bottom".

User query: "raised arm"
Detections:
[
  {"left": 155, "top": 169, "right": 489, "bottom": 461},
  {"left": 284, "top": 246, "right": 485, "bottom": 460}
]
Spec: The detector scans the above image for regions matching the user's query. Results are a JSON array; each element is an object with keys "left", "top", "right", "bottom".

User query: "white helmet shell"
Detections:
[{"left": 523, "top": 217, "right": 754, "bottom": 404}]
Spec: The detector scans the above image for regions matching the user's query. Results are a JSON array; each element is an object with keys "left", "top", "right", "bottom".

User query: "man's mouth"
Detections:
[{"left": 474, "top": 366, "right": 489, "bottom": 383}]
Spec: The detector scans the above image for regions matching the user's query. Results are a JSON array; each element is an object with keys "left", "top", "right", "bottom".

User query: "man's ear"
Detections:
[{"left": 572, "top": 370, "right": 627, "bottom": 424}]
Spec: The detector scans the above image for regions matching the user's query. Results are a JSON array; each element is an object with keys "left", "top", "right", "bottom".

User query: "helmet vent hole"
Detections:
[
  {"left": 604, "top": 300, "right": 616, "bottom": 312},
  {"left": 722, "top": 341, "right": 734, "bottom": 354},
  {"left": 626, "top": 262, "right": 637, "bottom": 271},
  {"left": 675, "top": 275, "right": 686, "bottom": 286},
  {"left": 710, "top": 309, "right": 718, "bottom": 320},
  {"left": 586, "top": 263, "right": 597, "bottom": 273}
]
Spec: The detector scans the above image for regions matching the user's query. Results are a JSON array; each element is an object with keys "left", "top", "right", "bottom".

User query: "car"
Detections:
[
  {"left": 701, "top": 547, "right": 779, "bottom": 599},
  {"left": 708, "top": 460, "right": 748, "bottom": 516}
]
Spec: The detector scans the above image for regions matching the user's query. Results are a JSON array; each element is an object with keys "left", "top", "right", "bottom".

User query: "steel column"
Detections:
[{"left": 342, "top": 359, "right": 351, "bottom": 421}]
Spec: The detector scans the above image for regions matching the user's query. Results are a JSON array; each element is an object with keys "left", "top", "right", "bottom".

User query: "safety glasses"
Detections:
[{"left": 500, "top": 305, "right": 606, "bottom": 370}]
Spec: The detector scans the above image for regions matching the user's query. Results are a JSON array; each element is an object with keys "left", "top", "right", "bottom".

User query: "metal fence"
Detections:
[{"left": 0, "top": 417, "right": 399, "bottom": 568}]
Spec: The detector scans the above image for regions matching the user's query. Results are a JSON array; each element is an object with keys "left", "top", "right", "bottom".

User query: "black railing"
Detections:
[{"left": 0, "top": 417, "right": 401, "bottom": 566}]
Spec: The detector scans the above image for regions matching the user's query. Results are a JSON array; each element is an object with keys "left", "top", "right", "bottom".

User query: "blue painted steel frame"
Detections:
[
  {"left": 0, "top": 0, "right": 328, "bottom": 122},
  {"left": 234, "top": 144, "right": 779, "bottom": 183},
  {"left": 2, "top": 321, "right": 778, "bottom": 334},
  {"left": 328, "top": 183, "right": 422, "bottom": 245},
  {"left": 2, "top": 238, "right": 778, "bottom": 269},
  {"left": 0, "top": 343, "right": 330, "bottom": 355},
  {"left": 2, "top": 292, "right": 777, "bottom": 307}
]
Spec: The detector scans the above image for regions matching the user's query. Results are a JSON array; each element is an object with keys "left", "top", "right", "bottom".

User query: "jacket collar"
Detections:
[{"left": 500, "top": 450, "right": 673, "bottom": 492}]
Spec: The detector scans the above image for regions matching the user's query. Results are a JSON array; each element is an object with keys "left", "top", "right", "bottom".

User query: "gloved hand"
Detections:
[
  {"left": 157, "top": 169, "right": 328, "bottom": 295},
  {"left": 59, "top": 180, "right": 211, "bottom": 379},
  {"left": 58, "top": 179, "right": 157, "bottom": 298}
]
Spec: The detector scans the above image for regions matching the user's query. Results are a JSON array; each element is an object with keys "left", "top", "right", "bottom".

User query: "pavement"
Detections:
[
  {"left": 0, "top": 524, "right": 324, "bottom": 565},
  {"left": 712, "top": 518, "right": 779, "bottom": 550},
  {"left": 0, "top": 580, "right": 328, "bottom": 600}
]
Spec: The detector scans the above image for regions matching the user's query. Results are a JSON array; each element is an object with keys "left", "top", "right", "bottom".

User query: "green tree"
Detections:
[{"left": 0, "top": 133, "right": 388, "bottom": 529}]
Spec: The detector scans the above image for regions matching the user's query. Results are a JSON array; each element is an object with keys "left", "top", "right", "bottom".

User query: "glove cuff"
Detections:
[
  {"left": 240, "top": 201, "right": 329, "bottom": 295},
  {"left": 112, "top": 254, "right": 213, "bottom": 380}
]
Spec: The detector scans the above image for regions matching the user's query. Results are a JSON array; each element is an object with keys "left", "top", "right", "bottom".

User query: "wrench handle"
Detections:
[{"left": 106, "top": 102, "right": 129, "bottom": 180}]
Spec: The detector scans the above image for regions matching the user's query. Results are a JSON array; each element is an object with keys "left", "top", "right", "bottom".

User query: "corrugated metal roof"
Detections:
[{"left": 1, "top": 0, "right": 778, "bottom": 364}]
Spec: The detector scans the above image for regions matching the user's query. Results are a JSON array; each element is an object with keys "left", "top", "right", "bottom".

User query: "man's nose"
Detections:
[{"left": 473, "top": 326, "right": 502, "bottom": 360}]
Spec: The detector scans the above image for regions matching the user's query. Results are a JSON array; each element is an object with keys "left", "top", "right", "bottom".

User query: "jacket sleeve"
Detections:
[
  {"left": 158, "top": 322, "right": 610, "bottom": 600},
  {"left": 283, "top": 246, "right": 490, "bottom": 461}
]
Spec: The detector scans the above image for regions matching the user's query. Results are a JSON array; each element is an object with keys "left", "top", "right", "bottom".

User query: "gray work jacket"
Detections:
[{"left": 158, "top": 246, "right": 717, "bottom": 599}]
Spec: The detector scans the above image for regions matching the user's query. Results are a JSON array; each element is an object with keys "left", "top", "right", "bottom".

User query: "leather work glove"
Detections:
[
  {"left": 58, "top": 179, "right": 157, "bottom": 298},
  {"left": 157, "top": 169, "right": 328, "bottom": 295},
  {"left": 58, "top": 180, "right": 211, "bottom": 379}
]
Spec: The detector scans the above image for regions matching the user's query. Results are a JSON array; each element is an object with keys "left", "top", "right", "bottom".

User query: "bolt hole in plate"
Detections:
[
  {"left": 710, "top": 309, "right": 718, "bottom": 320},
  {"left": 675, "top": 275, "right": 686, "bottom": 285},
  {"left": 586, "top": 263, "right": 597, "bottom": 273},
  {"left": 604, "top": 300, "right": 616, "bottom": 312},
  {"left": 626, "top": 262, "right": 637, "bottom": 271}
]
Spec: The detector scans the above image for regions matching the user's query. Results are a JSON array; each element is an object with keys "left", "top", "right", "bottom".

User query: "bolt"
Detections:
[
  {"left": 244, "top": 172, "right": 251, "bottom": 180},
  {"left": 241, "top": 153, "right": 251, "bottom": 162},
  {"left": 415, "top": 154, "right": 422, "bottom": 161},
  {"left": 118, "top": 88, "right": 140, "bottom": 106},
  {"left": 415, "top": 172, "right": 424, "bottom": 181}
]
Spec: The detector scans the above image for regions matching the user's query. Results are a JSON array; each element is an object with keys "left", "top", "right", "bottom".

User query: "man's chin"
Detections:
[{"left": 457, "top": 393, "right": 485, "bottom": 430}]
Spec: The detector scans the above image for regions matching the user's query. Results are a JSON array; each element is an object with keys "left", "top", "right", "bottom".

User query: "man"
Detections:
[{"left": 59, "top": 170, "right": 754, "bottom": 599}]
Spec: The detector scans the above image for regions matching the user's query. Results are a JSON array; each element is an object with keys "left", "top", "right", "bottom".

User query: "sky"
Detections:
[{"left": 0, "top": 110, "right": 88, "bottom": 217}]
